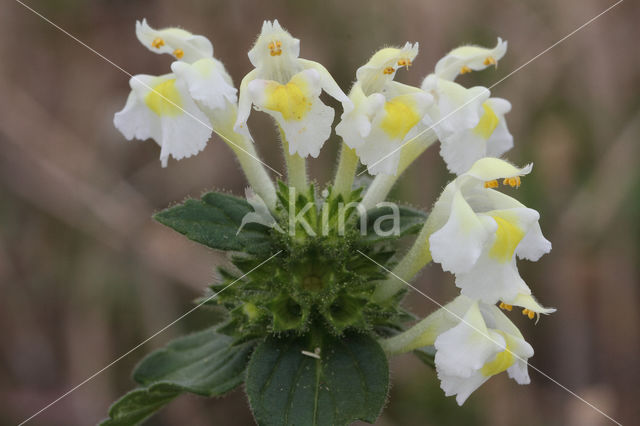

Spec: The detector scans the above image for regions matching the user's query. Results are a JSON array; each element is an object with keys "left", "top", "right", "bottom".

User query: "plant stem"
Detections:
[
  {"left": 279, "top": 127, "right": 308, "bottom": 193},
  {"left": 210, "top": 109, "right": 277, "bottom": 211},
  {"left": 332, "top": 143, "right": 359, "bottom": 199},
  {"left": 372, "top": 222, "right": 432, "bottom": 302},
  {"left": 378, "top": 311, "right": 439, "bottom": 355},
  {"left": 361, "top": 129, "right": 438, "bottom": 210}
]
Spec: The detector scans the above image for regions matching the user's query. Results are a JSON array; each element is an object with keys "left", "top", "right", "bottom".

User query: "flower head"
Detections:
[
  {"left": 114, "top": 20, "right": 239, "bottom": 167},
  {"left": 113, "top": 74, "right": 212, "bottom": 167},
  {"left": 421, "top": 38, "right": 512, "bottom": 175},
  {"left": 235, "top": 20, "right": 350, "bottom": 158},
  {"left": 136, "top": 19, "right": 214, "bottom": 63},
  {"left": 434, "top": 37, "right": 507, "bottom": 81},
  {"left": 337, "top": 44, "right": 432, "bottom": 175},
  {"left": 429, "top": 296, "right": 534, "bottom": 405},
  {"left": 427, "top": 158, "right": 553, "bottom": 309}
]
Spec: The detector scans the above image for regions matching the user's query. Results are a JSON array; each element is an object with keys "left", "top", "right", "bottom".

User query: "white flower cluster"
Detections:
[{"left": 114, "top": 19, "right": 553, "bottom": 405}]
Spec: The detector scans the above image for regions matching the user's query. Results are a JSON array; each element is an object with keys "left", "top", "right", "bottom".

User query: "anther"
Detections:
[
  {"left": 460, "top": 65, "right": 472, "bottom": 74},
  {"left": 397, "top": 59, "right": 412, "bottom": 69},
  {"left": 383, "top": 66, "right": 395, "bottom": 75},
  {"left": 173, "top": 48, "right": 184, "bottom": 59},
  {"left": 268, "top": 40, "right": 282, "bottom": 56},
  {"left": 151, "top": 37, "right": 164, "bottom": 49},
  {"left": 499, "top": 302, "right": 513, "bottom": 311},
  {"left": 484, "top": 56, "right": 496, "bottom": 66},
  {"left": 502, "top": 176, "right": 521, "bottom": 188},
  {"left": 522, "top": 309, "right": 535, "bottom": 320},
  {"left": 484, "top": 179, "right": 499, "bottom": 189}
]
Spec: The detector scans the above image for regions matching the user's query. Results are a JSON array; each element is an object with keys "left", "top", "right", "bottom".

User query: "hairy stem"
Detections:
[
  {"left": 211, "top": 110, "right": 277, "bottom": 211},
  {"left": 279, "top": 127, "right": 308, "bottom": 193},
  {"left": 332, "top": 143, "right": 359, "bottom": 199},
  {"left": 372, "top": 222, "right": 432, "bottom": 302},
  {"left": 361, "top": 129, "right": 438, "bottom": 210}
]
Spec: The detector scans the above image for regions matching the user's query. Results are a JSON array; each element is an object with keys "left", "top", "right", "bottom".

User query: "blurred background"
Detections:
[{"left": 1, "top": 0, "right": 639, "bottom": 425}]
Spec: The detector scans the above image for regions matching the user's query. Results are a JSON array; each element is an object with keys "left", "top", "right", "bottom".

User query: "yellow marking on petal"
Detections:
[
  {"left": 460, "top": 65, "right": 472, "bottom": 74},
  {"left": 481, "top": 345, "right": 515, "bottom": 377},
  {"left": 484, "top": 56, "right": 497, "bottom": 66},
  {"left": 144, "top": 79, "right": 183, "bottom": 117},
  {"left": 522, "top": 308, "right": 536, "bottom": 320},
  {"left": 502, "top": 176, "right": 521, "bottom": 188},
  {"left": 173, "top": 48, "right": 184, "bottom": 59},
  {"left": 383, "top": 66, "right": 395, "bottom": 75},
  {"left": 263, "top": 80, "right": 312, "bottom": 121},
  {"left": 499, "top": 302, "right": 513, "bottom": 311},
  {"left": 489, "top": 215, "right": 525, "bottom": 263},
  {"left": 484, "top": 179, "right": 499, "bottom": 189},
  {"left": 473, "top": 102, "right": 500, "bottom": 139},
  {"left": 151, "top": 37, "right": 164, "bottom": 49},
  {"left": 380, "top": 97, "right": 421, "bottom": 139}
]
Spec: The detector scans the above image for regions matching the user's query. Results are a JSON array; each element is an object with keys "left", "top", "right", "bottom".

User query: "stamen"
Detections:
[
  {"left": 151, "top": 37, "right": 164, "bottom": 49},
  {"left": 460, "top": 65, "right": 472, "bottom": 74},
  {"left": 268, "top": 40, "right": 283, "bottom": 56},
  {"left": 397, "top": 59, "right": 412, "bottom": 69},
  {"left": 484, "top": 56, "right": 496, "bottom": 66},
  {"left": 383, "top": 66, "right": 395, "bottom": 75},
  {"left": 502, "top": 176, "right": 522, "bottom": 188},
  {"left": 522, "top": 308, "right": 535, "bottom": 320},
  {"left": 499, "top": 302, "right": 513, "bottom": 311},
  {"left": 484, "top": 179, "right": 499, "bottom": 189},
  {"left": 173, "top": 48, "right": 184, "bottom": 59}
]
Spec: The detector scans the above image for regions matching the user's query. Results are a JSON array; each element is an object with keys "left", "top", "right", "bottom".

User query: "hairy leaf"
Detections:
[
  {"left": 364, "top": 205, "right": 427, "bottom": 242},
  {"left": 154, "top": 192, "right": 272, "bottom": 254},
  {"left": 100, "top": 328, "right": 255, "bottom": 426},
  {"left": 246, "top": 333, "right": 389, "bottom": 426}
]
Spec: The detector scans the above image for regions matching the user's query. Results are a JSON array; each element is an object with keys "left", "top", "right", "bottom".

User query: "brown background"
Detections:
[{"left": 1, "top": 0, "right": 639, "bottom": 425}]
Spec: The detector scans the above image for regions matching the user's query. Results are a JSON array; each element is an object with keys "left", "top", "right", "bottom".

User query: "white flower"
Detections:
[
  {"left": 114, "top": 74, "right": 212, "bottom": 167},
  {"left": 434, "top": 37, "right": 507, "bottom": 81},
  {"left": 115, "top": 20, "right": 239, "bottom": 167},
  {"left": 428, "top": 296, "right": 534, "bottom": 405},
  {"left": 336, "top": 43, "right": 432, "bottom": 175},
  {"left": 427, "top": 158, "right": 554, "bottom": 308},
  {"left": 235, "top": 20, "right": 351, "bottom": 158},
  {"left": 422, "top": 76, "right": 513, "bottom": 174},
  {"left": 135, "top": 18, "right": 213, "bottom": 63},
  {"left": 171, "top": 58, "right": 237, "bottom": 113},
  {"left": 420, "top": 38, "right": 512, "bottom": 175}
]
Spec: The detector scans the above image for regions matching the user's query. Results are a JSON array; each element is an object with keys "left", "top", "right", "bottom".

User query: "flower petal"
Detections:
[
  {"left": 136, "top": 19, "right": 213, "bottom": 63},
  {"left": 171, "top": 58, "right": 237, "bottom": 111},
  {"left": 249, "top": 69, "right": 333, "bottom": 158},
  {"left": 429, "top": 187, "right": 496, "bottom": 273},
  {"left": 435, "top": 37, "right": 507, "bottom": 81},
  {"left": 114, "top": 74, "right": 212, "bottom": 167}
]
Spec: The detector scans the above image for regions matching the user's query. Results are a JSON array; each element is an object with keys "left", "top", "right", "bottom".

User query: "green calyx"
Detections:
[{"left": 210, "top": 182, "right": 410, "bottom": 339}]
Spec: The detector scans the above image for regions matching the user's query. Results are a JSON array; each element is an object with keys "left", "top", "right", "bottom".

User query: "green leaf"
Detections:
[
  {"left": 100, "top": 383, "right": 182, "bottom": 426},
  {"left": 133, "top": 327, "right": 255, "bottom": 396},
  {"left": 364, "top": 205, "right": 427, "bottom": 242},
  {"left": 154, "top": 192, "right": 272, "bottom": 254},
  {"left": 101, "top": 328, "right": 255, "bottom": 426},
  {"left": 246, "top": 332, "right": 389, "bottom": 426}
]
